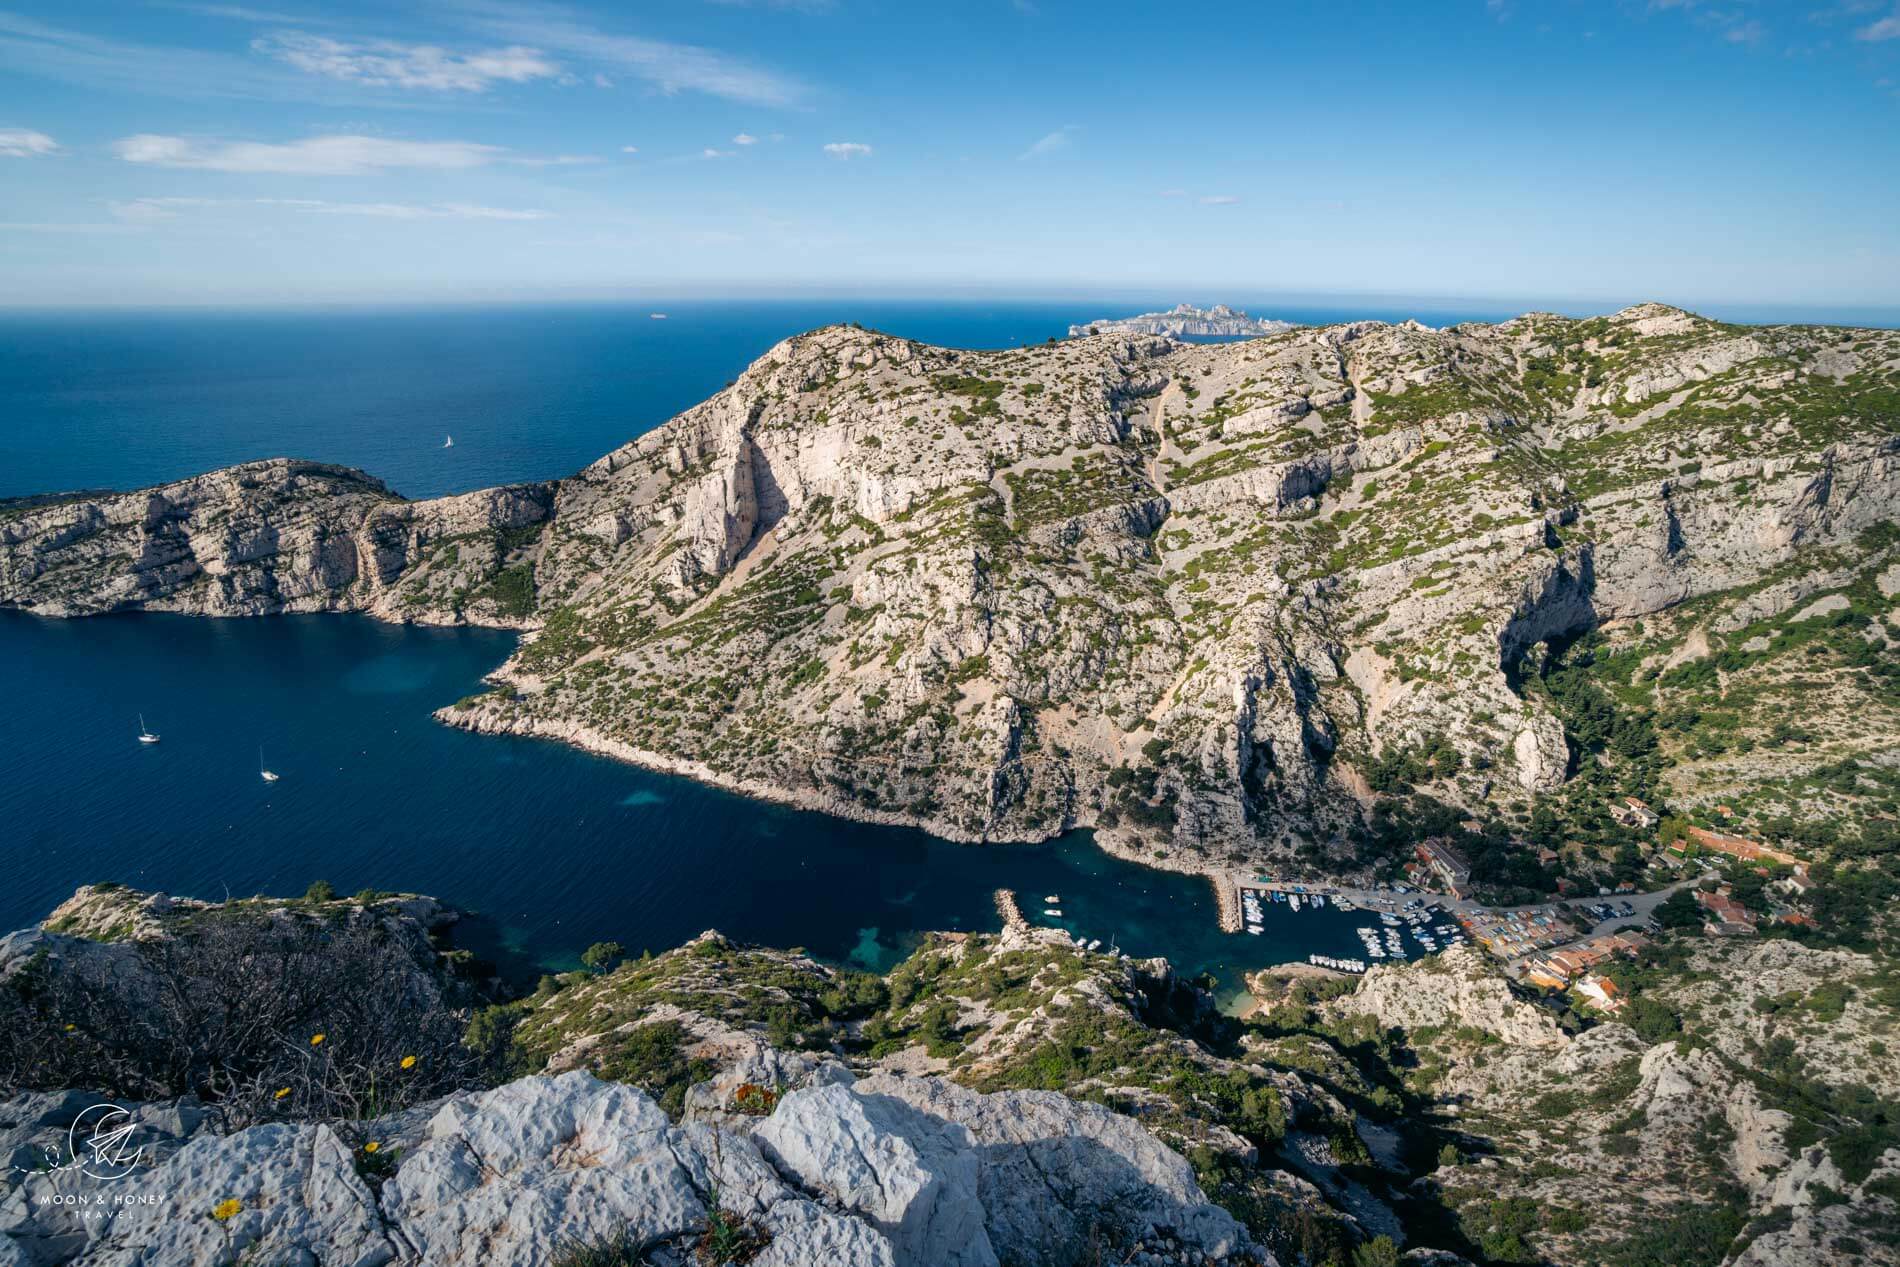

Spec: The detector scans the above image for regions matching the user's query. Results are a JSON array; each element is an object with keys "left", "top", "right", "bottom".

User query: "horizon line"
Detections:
[{"left": 3, "top": 289, "right": 1899, "bottom": 330}]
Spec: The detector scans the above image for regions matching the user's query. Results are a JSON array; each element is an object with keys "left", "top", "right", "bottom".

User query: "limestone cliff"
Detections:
[
  {"left": 5, "top": 304, "right": 1898, "bottom": 873},
  {"left": 0, "top": 461, "right": 554, "bottom": 627}
]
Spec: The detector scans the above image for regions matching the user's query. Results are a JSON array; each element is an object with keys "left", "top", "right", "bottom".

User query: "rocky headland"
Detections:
[{"left": 3, "top": 304, "right": 1896, "bottom": 893}]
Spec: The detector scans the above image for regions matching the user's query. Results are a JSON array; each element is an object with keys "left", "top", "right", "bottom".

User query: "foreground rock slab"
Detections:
[{"left": 3, "top": 1070, "right": 1266, "bottom": 1267}]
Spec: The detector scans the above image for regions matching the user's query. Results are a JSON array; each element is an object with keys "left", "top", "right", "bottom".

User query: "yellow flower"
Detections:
[
  {"left": 363, "top": 1141, "right": 380, "bottom": 1154},
  {"left": 310, "top": 1034, "right": 325, "bottom": 1046},
  {"left": 64, "top": 1023, "right": 76, "bottom": 1032},
  {"left": 211, "top": 1199, "right": 241, "bottom": 1223},
  {"left": 400, "top": 1055, "right": 417, "bottom": 1070},
  {"left": 274, "top": 1087, "right": 291, "bottom": 1101}
]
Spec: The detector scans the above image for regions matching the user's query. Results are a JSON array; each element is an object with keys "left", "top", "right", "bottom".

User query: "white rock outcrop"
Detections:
[{"left": 3, "top": 1070, "right": 1263, "bottom": 1267}]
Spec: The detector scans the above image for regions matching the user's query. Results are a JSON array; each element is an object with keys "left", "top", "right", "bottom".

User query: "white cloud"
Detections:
[
  {"left": 113, "top": 133, "right": 508, "bottom": 174},
  {"left": 1018, "top": 126, "right": 1077, "bottom": 160},
  {"left": 111, "top": 196, "right": 548, "bottom": 222},
  {"left": 621, "top": 145, "right": 640, "bottom": 154},
  {"left": 703, "top": 0, "right": 836, "bottom": 10},
  {"left": 254, "top": 31, "right": 559, "bottom": 92},
  {"left": 285, "top": 200, "right": 551, "bottom": 220},
  {"left": 1858, "top": 13, "right": 1900, "bottom": 41},
  {"left": 0, "top": 127, "right": 58, "bottom": 157},
  {"left": 159, "top": 3, "right": 331, "bottom": 21},
  {"left": 0, "top": 12, "right": 481, "bottom": 104},
  {"left": 733, "top": 132, "right": 758, "bottom": 145},
  {"left": 1199, "top": 194, "right": 1240, "bottom": 205},
  {"left": 702, "top": 147, "right": 736, "bottom": 159},
  {"left": 0, "top": 220, "right": 140, "bottom": 234},
  {"left": 458, "top": 4, "right": 810, "bottom": 106},
  {"left": 823, "top": 141, "right": 871, "bottom": 159},
  {"left": 110, "top": 196, "right": 219, "bottom": 221}
]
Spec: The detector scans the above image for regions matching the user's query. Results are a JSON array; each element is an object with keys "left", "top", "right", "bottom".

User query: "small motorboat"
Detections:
[{"left": 1043, "top": 908, "right": 1063, "bottom": 918}]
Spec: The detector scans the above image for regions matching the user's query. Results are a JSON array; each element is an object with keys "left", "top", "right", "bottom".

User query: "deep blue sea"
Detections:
[{"left": 0, "top": 294, "right": 1710, "bottom": 1002}]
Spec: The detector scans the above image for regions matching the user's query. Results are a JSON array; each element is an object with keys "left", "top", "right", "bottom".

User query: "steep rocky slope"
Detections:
[
  {"left": 5, "top": 305, "right": 1897, "bottom": 875},
  {"left": 1348, "top": 939, "right": 1900, "bottom": 1267},
  {"left": 6, "top": 886, "right": 1898, "bottom": 1265}
]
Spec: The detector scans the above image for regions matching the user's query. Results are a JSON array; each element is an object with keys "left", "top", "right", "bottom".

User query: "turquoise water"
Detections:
[{"left": 0, "top": 612, "right": 1384, "bottom": 1007}]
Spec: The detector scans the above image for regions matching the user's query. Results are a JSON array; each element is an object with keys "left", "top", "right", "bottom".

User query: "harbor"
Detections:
[{"left": 1218, "top": 874, "right": 1472, "bottom": 974}]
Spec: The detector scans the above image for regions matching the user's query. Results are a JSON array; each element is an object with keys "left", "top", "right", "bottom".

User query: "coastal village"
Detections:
[{"left": 1202, "top": 793, "right": 1830, "bottom": 1016}]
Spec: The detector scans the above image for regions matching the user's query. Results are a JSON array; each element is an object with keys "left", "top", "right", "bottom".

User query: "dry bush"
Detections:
[{"left": 0, "top": 906, "right": 490, "bottom": 1127}]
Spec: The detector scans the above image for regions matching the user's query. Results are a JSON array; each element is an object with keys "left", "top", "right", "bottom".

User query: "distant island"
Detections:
[{"left": 1068, "top": 303, "right": 1296, "bottom": 339}]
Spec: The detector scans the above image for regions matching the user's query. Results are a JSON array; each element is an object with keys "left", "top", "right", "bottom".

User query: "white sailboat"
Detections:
[
  {"left": 443, "top": 435, "right": 454, "bottom": 448},
  {"left": 259, "top": 747, "right": 280, "bottom": 783},
  {"left": 137, "top": 714, "right": 160, "bottom": 745}
]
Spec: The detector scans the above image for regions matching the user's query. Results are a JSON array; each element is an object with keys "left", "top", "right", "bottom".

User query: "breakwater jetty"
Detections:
[{"left": 993, "top": 888, "right": 1029, "bottom": 936}]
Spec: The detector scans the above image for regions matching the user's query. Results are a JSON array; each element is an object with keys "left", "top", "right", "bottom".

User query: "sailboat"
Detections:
[
  {"left": 443, "top": 435, "right": 454, "bottom": 448},
  {"left": 259, "top": 747, "right": 280, "bottom": 783},
  {"left": 137, "top": 714, "right": 160, "bottom": 745}
]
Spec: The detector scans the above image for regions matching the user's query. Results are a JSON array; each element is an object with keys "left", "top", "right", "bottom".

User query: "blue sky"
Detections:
[{"left": 1, "top": 0, "right": 1897, "bottom": 308}]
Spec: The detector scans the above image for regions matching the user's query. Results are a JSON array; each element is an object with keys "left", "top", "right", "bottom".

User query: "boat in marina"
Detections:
[{"left": 1308, "top": 954, "right": 1366, "bottom": 973}]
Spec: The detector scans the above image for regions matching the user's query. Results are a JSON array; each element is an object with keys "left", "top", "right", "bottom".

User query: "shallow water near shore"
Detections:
[{"left": 0, "top": 610, "right": 1389, "bottom": 1009}]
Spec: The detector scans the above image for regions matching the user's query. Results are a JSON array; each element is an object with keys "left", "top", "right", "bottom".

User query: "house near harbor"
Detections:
[
  {"left": 1415, "top": 838, "right": 1473, "bottom": 898},
  {"left": 1695, "top": 886, "right": 1759, "bottom": 934},
  {"left": 1777, "top": 866, "right": 1817, "bottom": 897},
  {"left": 1521, "top": 930, "right": 1650, "bottom": 984},
  {"left": 1610, "top": 797, "right": 1661, "bottom": 830},
  {"left": 1576, "top": 974, "right": 1625, "bottom": 1014}
]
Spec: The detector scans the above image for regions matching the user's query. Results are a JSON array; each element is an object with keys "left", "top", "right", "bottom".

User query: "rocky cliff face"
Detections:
[
  {"left": 5, "top": 305, "right": 1898, "bottom": 873},
  {"left": 0, "top": 461, "right": 554, "bottom": 627}
]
